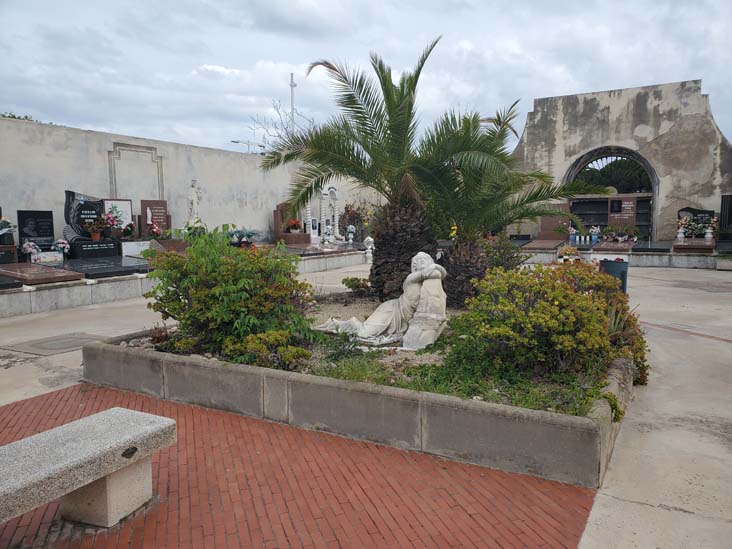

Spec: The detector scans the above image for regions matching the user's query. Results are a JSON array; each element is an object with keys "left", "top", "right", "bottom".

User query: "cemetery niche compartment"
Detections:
[{"left": 570, "top": 194, "right": 651, "bottom": 239}]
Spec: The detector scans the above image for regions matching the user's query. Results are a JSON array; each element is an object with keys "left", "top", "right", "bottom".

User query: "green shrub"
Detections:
[
  {"left": 224, "top": 330, "right": 311, "bottom": 370},
  {"left": 446, "top": 266, "right": 611, "bottom": 379},
  {"left": 483, "top": 232, "right": 528, "bottom": 271},
  {"left": 551, "top": 262, "right": 649, "bottom": 384},
  {"left": 342, "top": 277, "right": 371, "bottom": 297},
  {"left": 145, "top": 228, "right": 314, "bottom": 354}
]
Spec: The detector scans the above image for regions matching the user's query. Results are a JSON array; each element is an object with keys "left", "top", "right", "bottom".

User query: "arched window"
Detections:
[{"left": 563, "top": 146, "right": 657, "bottom": 195}]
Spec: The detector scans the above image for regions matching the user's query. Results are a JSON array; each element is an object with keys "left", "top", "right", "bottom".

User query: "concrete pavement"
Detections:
[
  {"left": 0, "top": 298, "right": 164, "bottom": 405},
  {"left": 580, "top": 267, "right": 732, "bottom": 548}
]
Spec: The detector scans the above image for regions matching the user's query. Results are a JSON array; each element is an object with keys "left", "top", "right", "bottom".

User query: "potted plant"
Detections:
[
  {"left": 558, "top": 245, "right": 579, "bottom": 263},
  {"left": 567, "top": 225, "right": 578, "bottom": 244},
  {"left": 148, "top": 221, "right": 162, "bottom": 239},
  {"left": 21, "top": 241, "right": 41, "bottom": 262},
  {"left": 51, "top": 239, "right": 70, "bottom": 258},
  {"left": 589, "top": 226, "right": 601, "bottom": 245},
  {"left": 83, "top": 219, "right": 108, "bottom": 241},
  {"left": 285, "top": 219, "right": 302, "bottom": 233},
  {"left": 122, "top": 221, "right": 136, "bottom": 239},
  {"left": 227, "top": 227, "right": 258, "bottom": 248},
  {"left": 0, "top": 217, "right": 16, "bottom": 245}
]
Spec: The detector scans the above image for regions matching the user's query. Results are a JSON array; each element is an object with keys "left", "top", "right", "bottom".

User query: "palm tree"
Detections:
[
  {"left": 418, "top": 105, "right": 604, "bottom": 306},
  {"left": 261, "top": 40, "right": 447, "bottom": 300}
]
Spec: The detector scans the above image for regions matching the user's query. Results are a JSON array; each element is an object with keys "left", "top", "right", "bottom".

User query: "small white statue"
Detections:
[
  {"left": 188, "top": 179, "right": 202, "bottom": 223},
  {"left": 317, "top": 252, "right": 447, "bottom": 348},
  {"left": 364, "top": 236, "right": 374, "bottom": 249}
]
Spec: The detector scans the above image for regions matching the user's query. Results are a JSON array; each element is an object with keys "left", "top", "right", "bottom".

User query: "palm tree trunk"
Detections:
[
  {"left": 439, "top": 237, "right": 487, "bottom": 307},
  {"left": 369, "top": 203, "right": 438, "bottom": 301}
]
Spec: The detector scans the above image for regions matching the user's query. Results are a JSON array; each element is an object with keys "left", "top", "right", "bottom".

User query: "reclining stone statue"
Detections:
[{"left": 316, "top": 252, "right": 447, "bottom": 349}]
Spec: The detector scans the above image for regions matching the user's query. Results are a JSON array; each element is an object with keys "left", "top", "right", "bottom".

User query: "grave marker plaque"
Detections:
[
  {"left": 0, "top": 263, "right": 84, "bottom": 284},
  {"left": 608, "top": 198, "right": 636, "bottom": 226},
  {"left": 69, "top": 241, "right": 120, "bottom": 259},
  {"left": 140, "top": 200, "right": 168, "bottom": 236},
  {"left": 17, "top": 210, "right": 54, "bottom": 250}
]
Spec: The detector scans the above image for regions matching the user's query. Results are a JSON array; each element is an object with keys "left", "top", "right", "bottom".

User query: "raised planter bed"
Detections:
[{"left": 83, "top": 332, "right": 633, "bottom": 488}]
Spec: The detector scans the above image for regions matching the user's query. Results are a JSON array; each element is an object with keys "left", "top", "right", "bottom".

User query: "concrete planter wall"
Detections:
[
  {"left": 716, "top": 257, "right": 732, "bottom": 271},
  {"left": 83, "top": 336, "right": 633, "bottom": 488}
]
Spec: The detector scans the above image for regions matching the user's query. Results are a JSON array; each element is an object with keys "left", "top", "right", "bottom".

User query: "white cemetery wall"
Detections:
[{"left": 0, "top": 118, "right": 372, "bottom": 240}]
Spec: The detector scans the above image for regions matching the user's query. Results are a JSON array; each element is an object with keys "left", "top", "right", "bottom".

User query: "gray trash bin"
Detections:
[{"left": 599, "top": 259, "right": 628, "bottom": 293}]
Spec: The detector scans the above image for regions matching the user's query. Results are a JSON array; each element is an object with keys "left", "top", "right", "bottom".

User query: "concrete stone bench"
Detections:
[{"left": 0, "top": 407, "right": 176, "bottom": 527}]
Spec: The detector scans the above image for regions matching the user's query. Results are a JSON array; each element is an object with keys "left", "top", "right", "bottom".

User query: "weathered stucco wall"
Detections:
[
  {"left": 514, "top": 80, "right": 732, "bottom": 239},
  {"left": 0, "top": 118, "right": 368, "bottom": 239}
]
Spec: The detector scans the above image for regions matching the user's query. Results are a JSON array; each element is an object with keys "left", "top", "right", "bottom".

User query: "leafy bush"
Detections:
[
  {"left": 145, "top": 228, "right": 314, "bottom": 354},
  {"left": 552, "top": 262, "right": 649, "bottom": 384},
  {"left": 483, "top": 232, "right": 528, "bottom": 271},
  {"left": 342, "top": 277, "right": 370, "bottom": 297},
  {"left": 445, "top": 266, "right": 611, "bottom": 379},
  {"left": 223, "top": 330, "right": 311, "bottom": 370}
]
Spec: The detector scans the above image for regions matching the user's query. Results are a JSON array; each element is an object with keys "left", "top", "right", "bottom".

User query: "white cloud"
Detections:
[{"left": 0, "top": 0, "right": 730, "bottom": 152}]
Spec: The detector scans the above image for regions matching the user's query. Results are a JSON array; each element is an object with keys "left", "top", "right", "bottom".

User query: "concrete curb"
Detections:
[{"left": 83, "top": 335, "right": 633, "bottom": 488}]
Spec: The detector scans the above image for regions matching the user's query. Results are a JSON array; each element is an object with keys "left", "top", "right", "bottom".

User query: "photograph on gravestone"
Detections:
[
  {"left": 140, "top": 199, "right": 168, "bottom": 236},
  {"left": 16, "top": 210, "right": 54, "bottom": 250},
  {"left": 64, "top": 190, "right": 105, "bottom": 239}
]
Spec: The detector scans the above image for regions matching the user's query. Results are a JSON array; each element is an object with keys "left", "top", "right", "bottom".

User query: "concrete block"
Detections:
[
  {"left": 263, "top": 373, "right": 289, "bottom": 422},
  {"left": 420, "top": 393, "right": 601, "bottom": 487},
  {"left": 59, "top": 456, "right": 152, "bottom": 527},
  {"left": 30, "top": 283, "right": 92, "bottom": 313},
  {"left": 163, "top": 356, "right": 263, "bottom": 418},
  {"left": 288, "top": 375, "right": 421, "bottom": 450},
  {"left": 717, "top": 257, "right": 732, "bottom": 271},
  {"left": 91, "top": 277, "right": 142, "bottom": 304},
  {"left": 83, "top": 343, "right": 165, "bottom": 397},
  {"left": 0, "top": 290, "right": 31, "bottom": 318},
  {"left": 140, "top": 276, "right": 154, "bottom": 294}
]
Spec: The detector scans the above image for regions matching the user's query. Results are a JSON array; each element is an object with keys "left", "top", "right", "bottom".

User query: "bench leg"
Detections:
[{"left": 59, "top": 456, "right": 153, "bottom": 527}]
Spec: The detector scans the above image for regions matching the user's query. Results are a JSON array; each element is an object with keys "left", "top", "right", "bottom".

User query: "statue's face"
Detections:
[{"left": 411, "top": 253, "right": 431, "bottom": 272}]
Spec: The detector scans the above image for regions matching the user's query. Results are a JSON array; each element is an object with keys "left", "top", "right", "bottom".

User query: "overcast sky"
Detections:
[{"left": 1, "top": 0, "right": 730, "bottom": 152}]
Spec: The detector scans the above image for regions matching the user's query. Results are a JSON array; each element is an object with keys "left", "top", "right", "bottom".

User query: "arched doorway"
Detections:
[{"left": 563, "top": 146, "right": 658, "bottom": 240}]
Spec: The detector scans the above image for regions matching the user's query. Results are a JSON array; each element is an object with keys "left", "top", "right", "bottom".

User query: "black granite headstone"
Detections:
[
  {"left": 678, "top": 207, "right": 715, "bottom": 224},
  {"left": 17, "top": 210, "right": 54, "bottom": 250},
  {"left": 49, "top": 256, "right": 150, "bottom": 279},
  {"left": 64, "top": 190, "right": 105, "bottom": 237},
  {"left": 0, "top": 275, "right": 22, "bottom": 290}
]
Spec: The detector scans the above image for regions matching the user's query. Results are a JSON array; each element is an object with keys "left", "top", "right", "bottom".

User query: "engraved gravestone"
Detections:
[
  {"left": 140, "top": 200, "right": 168, "bottom": 236},
  {"left": 64, "top": 191, "right": 105, "bottom": 240},
  {"left": 17, "top": 210, "right": 55, "bottom": 250}
]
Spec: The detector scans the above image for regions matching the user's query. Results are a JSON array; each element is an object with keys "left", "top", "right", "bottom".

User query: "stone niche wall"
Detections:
[
  {"left": 0, "top": 119, "right": 367, "bottom": 240},
  {"left": 513, "top": 80, "right": 732, "bottom": 240}
]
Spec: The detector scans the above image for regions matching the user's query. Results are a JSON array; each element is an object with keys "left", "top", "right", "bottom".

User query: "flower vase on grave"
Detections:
[
  {"left": 676, "top": 228, "right": 685, "bottom": 243},
  {"left": 569, "top": 234, "right": 576, "bottom": 244},
  {"left": 90, "top": 232, "right": 101, "bottom": 242},
  {"left": 705, "top": 227, "right": 714, "bottom": 242},
  {"left": 591, "top": 234, "right": 599, "bottom": 245}
]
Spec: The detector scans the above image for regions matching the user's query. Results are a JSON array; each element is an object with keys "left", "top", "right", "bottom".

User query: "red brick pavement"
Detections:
[{"left": 0, "top": 384, "right": 595, "bottom": 548}]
